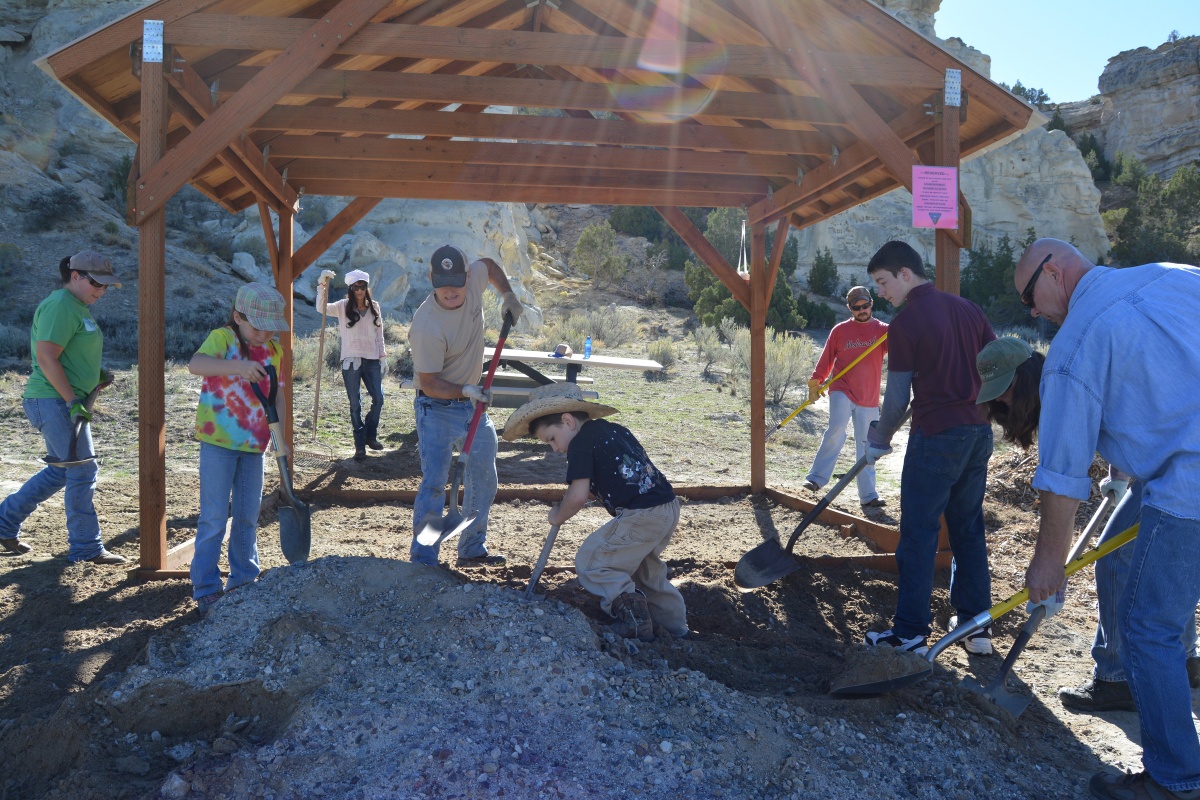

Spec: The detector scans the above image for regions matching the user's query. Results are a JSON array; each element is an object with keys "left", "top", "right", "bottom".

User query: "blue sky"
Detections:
[{"left": 935, "top": 1, "right": 1199, "bottom": 103}]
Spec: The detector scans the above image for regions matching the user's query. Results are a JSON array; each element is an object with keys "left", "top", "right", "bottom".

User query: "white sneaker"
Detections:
[
  {"left": 864, "top": 629, "right": 929, "bottom": 655},
  {"left": 949, "top": 615, "right": 993, "bottom": 655}
]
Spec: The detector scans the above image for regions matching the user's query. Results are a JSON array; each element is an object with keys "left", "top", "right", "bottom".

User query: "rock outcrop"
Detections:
[{"left": 1058, "top": 36, "right": 1200, "bottom": 178}]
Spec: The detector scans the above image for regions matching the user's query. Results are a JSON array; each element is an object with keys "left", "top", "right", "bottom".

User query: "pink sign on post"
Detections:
[{"left": 912, "top": 166, "right": 958, "bottom": 229}]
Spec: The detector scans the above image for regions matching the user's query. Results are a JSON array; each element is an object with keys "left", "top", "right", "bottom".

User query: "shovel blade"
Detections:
[
  {"left": 734, "top": 539, "right": 803, "bottom": 590},
  {"left": 278, "top": 502, "right": 311, "bottom": 565},
  {"left": 961, "top": 675, "right": 1032, "bottom": 718},
  {"left": 416, "top": 512, "right": 478, "bottom": 548},
  {"left": 828, "top": 665, "right": 933, "bottom": 697}
]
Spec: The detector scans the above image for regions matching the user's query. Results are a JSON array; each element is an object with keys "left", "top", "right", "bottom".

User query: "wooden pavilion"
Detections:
[{"left": 37, "top": 0, "right": 1037, "bottom": 578}]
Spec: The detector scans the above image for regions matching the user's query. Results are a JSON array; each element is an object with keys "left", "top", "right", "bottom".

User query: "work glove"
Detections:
[
  {"left": 462, "top": 384, "right": 493, "bottom": 406},
  {"left": 807, "top": 379, "right": 825, "bottom": 399},
  {"left": 864, "top": 420, "right": 891, "bottom": 465},
  {"left": 69, "top": 398, "right": 93, "bottom": 425},
  {"left": 98, "top": 369, "right": 114, "bottom": 390},
  {"left": 1026, "top": 585, "right": 1065, "bottom": 619},
  {"left": 318, "top": 268, "right": 337, "bottom": 286},
  {"left": 500, "top": 291, "right": 524, "bottom": 326},
  {"left": 1098, "top": 475, "right": 1129, "bottom": 501}
]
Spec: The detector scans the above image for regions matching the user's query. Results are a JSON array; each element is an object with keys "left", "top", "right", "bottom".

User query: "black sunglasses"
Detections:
[
  {"left": 849, "top": 301, "right": 871, "bottom": 311},
  {"left": 1020, "top": 254, "right": 1051, "bottom": 308},
  {"left": 78, "top": 272, "right": 107, "bottom": 290},
  {"left": 351, "top": 282, "right": 368, "bottom": 291}
]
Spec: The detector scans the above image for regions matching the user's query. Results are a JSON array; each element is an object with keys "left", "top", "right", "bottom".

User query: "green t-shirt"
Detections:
[{"left": 25, "top": 289, "right": 103, "bottom": 400}]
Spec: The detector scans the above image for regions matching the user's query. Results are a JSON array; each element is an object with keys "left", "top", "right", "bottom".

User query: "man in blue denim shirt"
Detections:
[
  {"left": 1015, "top": 238, "right": 1200, "bottom": 800},
  {"left": 861, "top": 241, "right": 996, "bottom": 657}
]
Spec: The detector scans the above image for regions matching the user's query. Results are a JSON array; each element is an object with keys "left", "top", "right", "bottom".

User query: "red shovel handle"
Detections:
[{"left": 460, "top": 312, "right": 514, "bottom": 457}]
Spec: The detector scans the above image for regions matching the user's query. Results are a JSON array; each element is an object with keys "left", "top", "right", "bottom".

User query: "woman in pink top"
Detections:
[{"left": 317, "top": 269, "right": 387, "bottom": 461}]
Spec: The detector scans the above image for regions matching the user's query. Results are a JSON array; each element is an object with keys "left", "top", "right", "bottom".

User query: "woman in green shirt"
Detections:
[{"left": 0, "top": 250, "right": 125, "bottom": 564}]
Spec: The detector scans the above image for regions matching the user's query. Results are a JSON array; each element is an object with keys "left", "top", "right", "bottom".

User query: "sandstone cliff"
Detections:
[{"left": 1058, "top": 36, "right": 1200, "bottom": 178}]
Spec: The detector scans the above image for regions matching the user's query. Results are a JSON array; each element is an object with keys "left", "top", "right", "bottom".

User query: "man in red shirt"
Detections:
[{"left": 802, "top": 286, "right": 889, "bottom": 509}]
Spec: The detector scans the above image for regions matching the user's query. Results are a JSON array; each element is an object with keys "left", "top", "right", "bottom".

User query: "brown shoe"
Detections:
[
  {"left": 367, "top": 439, "right": 384, "bottom": 451},
  {"left": 1059, "top": 678, "right": 1136, "bottom": 712},
  {"left": 861, "top": 498, "right": 887, "bottom": 508},
  {"left": 802, "top": 480, "right": 820, "bottom": 492},
  {"left": 86, "top": 549, "right": 128, "bottom": 565},
  {"left": 0, "top": 537, "right": 31, "bottom": 555},
  {"left": 611, "top": 591, "right": 655, "bottom": 642}
]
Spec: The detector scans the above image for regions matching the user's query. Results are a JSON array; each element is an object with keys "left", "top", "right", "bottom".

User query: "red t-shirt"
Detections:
[{"left": 810, "top": 317, "right": 888, "bottom": 407}]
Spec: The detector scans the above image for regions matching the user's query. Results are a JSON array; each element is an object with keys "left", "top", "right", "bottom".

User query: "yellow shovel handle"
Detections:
[
  {"left": 989, "top": 523, "right": 1139, "bottom": 621},
  {"left": 768, "top": 333, "right": 888, "bottom": 439}
]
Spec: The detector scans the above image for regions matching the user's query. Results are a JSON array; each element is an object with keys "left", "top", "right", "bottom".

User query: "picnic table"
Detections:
[{"left": 400, "top": 348, "right": 663, "bottom": 408}]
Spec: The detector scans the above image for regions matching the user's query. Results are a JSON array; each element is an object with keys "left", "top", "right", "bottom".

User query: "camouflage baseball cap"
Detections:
[
  {"left": 976, "top": 337, "right": 1033, "bottom": 404},
  {"left": 235, "top": 282, "right": 290, "bottom": 332}
]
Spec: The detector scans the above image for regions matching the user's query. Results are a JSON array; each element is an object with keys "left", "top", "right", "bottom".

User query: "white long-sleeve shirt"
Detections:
[{"left": 319, "top": 294, "right": 386, "bottom": 361}]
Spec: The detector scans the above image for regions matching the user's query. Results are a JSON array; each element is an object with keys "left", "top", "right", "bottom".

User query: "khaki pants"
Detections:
[{"left": 575, "top": 498, "right": 687, "bottom": 636}]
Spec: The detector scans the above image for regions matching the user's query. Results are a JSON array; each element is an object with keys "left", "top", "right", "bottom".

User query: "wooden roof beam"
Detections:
[
  {"left": 212, "top": 65, "right": 842, "bottom": 124},
  {"left": 292, "top": 196, "right": 382, "bottom": 278},
  {"left": 267, "top": 134, "right": 801, "bottom": 177},
  {"left": 164, "top": 51, "right": 297, "bottom": 212},
  {"left": 284, "top": 159, "right": 770, "bottom": 194},
  {"left": 293, "top": 180, "right": 758, "bottom": 206},
  {"left": 747, "top": 1, "right": 921, "bottom": 196},
  {"left": 133, "top": 0, "right": 395, "bottom": 224},
  {"left": 747, "top": 97, "right": 938, "bottom": 224},
  {"left": 253, "top": 106, "right": 831, "bottom": 155},
  {"left": 656, "top": 206, "right": 750, "bottom": 310},
  {"left": 163, "top": 13, "right": 928, "bottom": 90},
  {"left": 824, "top": 0, "right": 1033, "bottom": 131}
]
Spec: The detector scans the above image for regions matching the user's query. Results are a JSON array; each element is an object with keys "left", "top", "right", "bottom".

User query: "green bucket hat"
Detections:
[
  {"left": 976, "top": 337, "right": 1033, "bottom": 404},
  {"left": 235, "top": 282, "right": 290, "bottom": 332}
]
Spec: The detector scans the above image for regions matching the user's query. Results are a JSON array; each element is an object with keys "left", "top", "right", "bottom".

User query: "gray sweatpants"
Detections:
[{"left": 574, "top": 498, "right": 688, "bottom": 636}]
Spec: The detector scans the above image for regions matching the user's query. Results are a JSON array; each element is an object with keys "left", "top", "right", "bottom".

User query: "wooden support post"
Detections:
[
  {"left": 749, "top": 221, "right": 768, "bottom": 493},
  {"left": 935, "top": 70, "right": 962, "bottom": 295},
  {"left": 277, "top": 208, "right": 296, "bottom": 452},
  {"left": 136, "top": 22, "right": 169, "bottom": 574}
]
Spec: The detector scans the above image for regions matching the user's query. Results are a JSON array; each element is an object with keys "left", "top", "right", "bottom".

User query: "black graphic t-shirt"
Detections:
[{"left": 565, "top": 418, "right": 674, "bottom": 516}]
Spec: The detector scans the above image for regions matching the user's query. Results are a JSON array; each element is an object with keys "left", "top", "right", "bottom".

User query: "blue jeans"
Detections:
[
  {"left": 1120, "top": 505, "right": 1200, "bottom": 791},
  {"left": 191, "top": 442, "right": 263, "bottom": 600},
  {"left": 805, "top": 391, "right": 879, "bottom": 503},
  {"left": 892, "top": 424, "right": 993, "bottom": 639},
  {"left": 0, "top": 398, "right": 103, "bottom": 561},
  {"left": 1093, "top": 480, "right": 1199, "bottom": 681},
  {"left": 343, "top": 358, "right": 384, "bottom": 448},
  {"left": 411, "top": 395, "right": 498, "bottom": 565}
]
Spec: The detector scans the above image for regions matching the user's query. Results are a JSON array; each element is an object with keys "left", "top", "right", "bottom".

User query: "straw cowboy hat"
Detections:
[{"left": 502, "top": 382, "right": 618, "bottom": 442}]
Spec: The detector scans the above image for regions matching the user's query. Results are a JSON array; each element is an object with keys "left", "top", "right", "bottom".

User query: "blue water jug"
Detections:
[{"left": 583, "top": 336, "right": 592, "bottom": 359}]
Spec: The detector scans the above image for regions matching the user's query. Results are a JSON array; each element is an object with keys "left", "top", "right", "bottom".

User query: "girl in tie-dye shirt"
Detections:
[{"left": 186, "top": 282, "right": 290, "bottom": 615}]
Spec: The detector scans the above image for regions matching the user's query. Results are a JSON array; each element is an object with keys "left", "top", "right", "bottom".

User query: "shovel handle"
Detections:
[
  {"left": 928, "top": 522, "right": 1139, "bottom": 662},
  {"left": 525, "top": 524, "right": 561, "bottom": 598},
  {"left": 460, "top": 312, "right": 514, "bottom": 457},
  {"left": 767, "top": 334, "right": 887, "bottom": 441}
]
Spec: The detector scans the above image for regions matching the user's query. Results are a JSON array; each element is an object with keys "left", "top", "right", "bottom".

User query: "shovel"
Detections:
[
  {"left": 250, "top": 364, "right": 312, "bottom": 565},
  {"left": 524, "top": 524, "right": 561, "bottom": 599},
  {"left": 416, "top": 311, "right": 515, "bottom": 549},
  {"left": 736, "top": 409, "right": 910, "bottom": 591},
  {"left": 43, "top": 381, "right": 108, "bottom": 468},
  {"left": 960, "top": 489, "right": 1125, "bottom": 717},
  {"left": 829, "top": 522, "right": 1139, "bottom": 697}
]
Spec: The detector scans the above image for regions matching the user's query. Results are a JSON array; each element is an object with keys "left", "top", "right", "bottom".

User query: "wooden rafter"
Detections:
[
  {"left": 133, "top": 0, "right": 395, "bottom": 223},
  {"left": 656, "top": 206, "right": 750, "bottom": 309},
  {"left": 292, "top": 196, "right": 382, "bottom": 278},
  {"left": 252, "top": 106, "right": 831, "bottom": 154}
]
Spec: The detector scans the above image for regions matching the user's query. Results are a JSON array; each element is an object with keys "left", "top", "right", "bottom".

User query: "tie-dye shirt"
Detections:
[{"left": 194, "top": 327, "right": 283, "bottom": 453}]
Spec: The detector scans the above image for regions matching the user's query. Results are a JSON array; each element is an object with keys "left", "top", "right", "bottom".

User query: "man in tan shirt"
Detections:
[{"left": 409, "top": 244, "right": 523, "bottom": 567}]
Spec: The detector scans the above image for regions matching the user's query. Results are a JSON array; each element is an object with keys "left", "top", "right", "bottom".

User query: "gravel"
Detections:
[{"left": 87, "top": 557, "right": 1089, "bottom": 799}]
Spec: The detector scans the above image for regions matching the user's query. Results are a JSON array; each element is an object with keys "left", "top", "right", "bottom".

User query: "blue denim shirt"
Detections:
[{"left": 1034, "top": 262, "right": 1200, "bottom": 519}]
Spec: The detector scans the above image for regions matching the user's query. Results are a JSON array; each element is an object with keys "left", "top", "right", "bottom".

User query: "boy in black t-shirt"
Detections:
[{"left": 503, "top": 383, "right": 688, "bottom": 641}]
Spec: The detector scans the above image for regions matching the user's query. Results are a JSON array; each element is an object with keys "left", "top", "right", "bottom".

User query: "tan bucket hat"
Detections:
[{"left": 502, "top": 382, "right": 617, "bottom": 442}]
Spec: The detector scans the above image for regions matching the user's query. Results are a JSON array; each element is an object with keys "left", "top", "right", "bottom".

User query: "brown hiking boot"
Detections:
[
  {"left": 1059, "top": 678, "right": 1136, "bottom": 712},
  {"left": 611, "top": 591, "right": 654, "bottom": 642}
]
